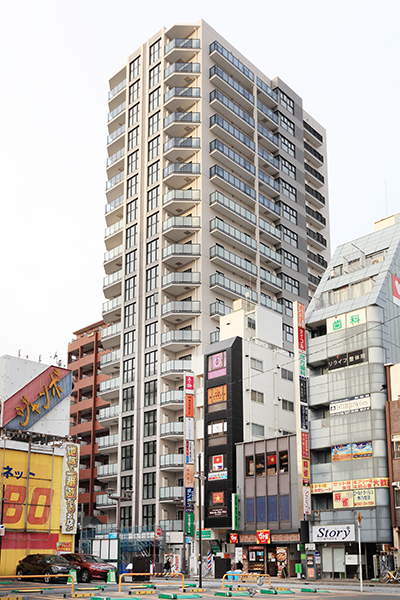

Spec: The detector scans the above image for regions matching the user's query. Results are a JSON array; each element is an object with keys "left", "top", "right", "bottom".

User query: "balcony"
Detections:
[
  {"left": 209, "top": 40, "right": 254, "bottom": 86},
  {"left": 210, "top": 272, "right": 258, "bottom": 303},
  {"left": 259, "top": 193, "right": 281, "bottom": 222},
  {"left": 160, "top": 422, "right": 184, "bottom": 439},
  {"left": 307, "top": 250, "right": 328, "bottom": 272},
  {"left": 160, "top": 454, "right": 184, "bottom": 470},
  {"left": 210, "top": 330, "right": 220, "bottom": 344},
  {"left": 163, "top": 216, "right": 201, "bottom": 242},
  {"left": 163, "top": 162, "right": 200, "bottom": 188},
  {"left": 210, "top": 139, "right": 255, "bottom": 182},
  {"left": 100, "top": 349, "right": 121, "bottom": 375},
  {"left": 161, "top": 329, "right": 201, "bottom": 351},
  {"left": 107, "top": 148, "right": 125, "bottom": 169},
  {"left": 107, "top": 124, "right": 125, "bottom": 147},
  {"left": 97, "top": 433, "right": 119, "bottom": 450},
  {"left": 209, "top": 191, "right": 256, "bottom": 232},
  {"left": 98, "top": 377, "right": 120, "bottom": 401},
  {"left": 304, "top": 141, "right": 324, "bottom": 166},
  {"left": 258, "top": 169, "right": 280, "bottom": 198},
  {"left": 159, "top": 519, "right": 184, "bottom": 531},
  {"left": 161, "top": 301, "right": 201, "bottom": 324},
  {"left": 102, "top": 296, "right": 122, "bottom": 324},
  {"left": 98, "top": 404, "right": 120, "bottom": 423},
  {"left": 162, "top": 243, "right": 201, "bottom": 268},
  {"left": 104, "top": 219, "right": 123, "bottom": 250},
  {"left": 162, "top": 272, "right": 201, "bottom": 295},
  {"left": 101, "top": 322, "right": 121, "bottom": 349},
  {"left": 303, "top": 120, "right": 324, "bottom": 147},
  {"left": 103, "top": 269, "right": 122, "bottom": 299},
  {"left": 259, "top": 217, "right": 281, "bottom": 244},
  {"left": 257, "top": 99, "right": 278, "bottom": 130},
  {"left": 306, "top": 205, "right": 326, "bottom": 230},
  {"left": 210, "top": 302, "right": 232, "bottom": 319},
  {"left": 159, "top": 486, "right": 184, "bottom": 502},
  {"left": 259, "top": 242, "right": 282, "bottom": 268},
  {"left": 260, "top": 267, "right": 282, "bottom": 293},
  {"left": 305, "top": 184, "right": 325, "bottom": 208},
  {"left": 164, "top": 87, "right": 200, "bottom": 112},
  {"left": 103, "top": 244, "right": 123, "bottom": 276},
  {"left": 160, "top": 390, "right": 184, "bottom": 409},
  {"left": 209, "top": 64, "right": 254, "bottom": 111},
  {"left": 210, "top": 165, "right": 256, "bottom": 206},
  {"left": 308, "top": 272, "right": 322, "bottom": 289},
  {"left": 260, "top": 293, "right": 283, "bottom": 315},
  {"left": 257, "top": 122, "right": 279, "bottom": 153},
  {"left": 209, "top": 89, "right": 254, "bottom": 135},
  {"left": 165, "top": 38, "right": 200, "bottom": 62},
  {"left": 210, "top": 245, "right": 257, "bottom": 280},
  {"left": 108, "top": 101, "right": 126, "bottom": 124},
  {"left": 304, "top": 162, "right": 325, "bottom": 188},
  {"left": 96, "top": 493, "right": 117, "bottom": 507},
  {"left": 210, "top": 114, "right": 255, "bottom": 158},
  {"left": 210, "top": 217, "right": 257, "bottom": 256},
  {"left": 109, "top": 79, "right": 126, "bottom": 101},
  {"left": 163, "top": 189, "right": 201, "bottom": 216},
  {"left": 105, "top": 196, "right": 124, "bottom": 229},
  {"left": 161, "top": 360, "right": 191, "bottom": 381},
  {"left": 97, "top": 463, "right": 118, "bottom": 478},
  {"left": 164, "top": 112, "right": 200, "bottom": 137},
  {"left": 306, "top": 227, "right": 327, "bottom": 251},
  {"left": 258, "top": 146, "right": 279, "bottom": 177},
  {"left": 163, "top": 136, "right": 200, "bottom": 161},
  {"left": 164, "top": 62, "right": 200, "bottom": 86},
  {"left": 256, "top": 76, "right": 278, "bottom": 108}
]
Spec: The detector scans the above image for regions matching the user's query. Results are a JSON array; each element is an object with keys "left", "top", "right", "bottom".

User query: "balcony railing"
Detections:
[
  {"left": 164, "top": 87, "right": 201, "bottom": 103},
  {"left": 305, "top": 162, "right": 324, "bottom": 184},
  {"left": 159, "top": 486, "right": 184, "bottom": 500},
  {"left": 210, "top": 245, "right": 257, "bottom": 277},
  {"left": 98, "top": 434, "right": 119, "bottom": 449},
  {"left": 97, "top": 463, "right": 118, "bottom": 477},
  {"left": 161, "top": 329, "right": 201, "bottom": 345},
  {"left": 259, "top": 193, "right": 281, "bottom": 216},
  {"left": 161, "top": 360, "right": 191, "bottom": 375},
  {"left": 210, "top": 217, "right": 257, "bottom": 251},
  {"left": 98, "top": 404, "right": 120, "bottom": 420},
  {"left": 96, "top": 493, "right": 116, "bottom": 506},
  {"left": 210, "top": 165, "right": 256, "bottom": 200},
  {"left": 160, "top": 390, "right": 184, "bottom": 406},
  {"left": 108, "top": 102, "right": 126, "bottom": 122},
  {"left": 162, "top": 244, "right": 201, "bottom": 259},
  {"left": 307, "top": 250, "right": 328, "bottom": 269},
  {"left": 258, "top": 146, "right": 279, "bottom": 170},
  {"left": 165, "top": 38, "right": 200, "bottom": 54},
  {"left": 259, "top": 242, "right": 281, "bottom": 264},
  {"left": 304, "top": 141, "right": 324, "bottom": 163},
  {"left": 99, "top": 377, "right": 120, "bottom": 393},
  {"left": 162, "top": 272, "right": 201, "bottom": 287},
  {"left": 210, "top": 41, "right": 254, "bottom": 81},
  {"left": 164, "top": 112, "right": 200, "bottom": 128},
  {"left": 210, "top": 273, "right": 258, "bottom": 303},
  {"left": 160, "top": 454, "right": 185, "bottom": 468},
  {"left": 303, "top": 120, "right": 323, "bottom": 143},
  {"left": 210, "top": 114, "right": 255, "bottom": 151},
  {"left": 305, "top": 184, "right": 325, "bottom": 205},
  {"left": 105, "top": 195, "right": 123, "bottom": 214},
  {"left": 256, "top": 77, "right": 278, "bottom": 102},
  {"left": 109, "top": 79, "right": 126, "bottom": 100},
  {"left": 306, "top": 205, "right": 326, "bottom": 226},
  {"left": 163, "top": 216, "right": 201, "bottom": 232},
  {"left": 163, "top": 189, "right": 201, "bottom": 205},
  {"left": 162, "top": 301, "right": 201, "bottom": 316},
  {"left": 102, "top": 296, "right": 122, "bottom": 314},
  {"left": 209, "top": 89, "right": 254, "bottom": 128},
  {"left": 107, "top": 148, "right": 125, "bottom": 167},
  {"left": 160, "top": 422, "right": 184, "bottom": 436},
  {"left": 106, "top": 171, "right": 124, "bottom": 190},
  {"left": 306, "top": 228, "right": 327, "bottom": 247},
  {"left": 210, "top": 191, "right": 256, "bottom": 227},
  {"left": 260, "top": 267, "right": 282, "bottom": 289},
  {"left": 260, "top": 293, "right": 283, "bottom": 314},
  {"left": 210, "top": 139, "right": 255, "bottom": 176},
  {"left": 164, "top": 137, "right": 200, "bottom": 152},
  {"left": 107, "top": 124, "right": 125, "bottom": 145},
  {"left": 259, "top": 217, "right": 281, "bottom": 240},
  {"left": 159, "top": 520, "right": 183, "bottom": 531},
  {"left": 103, "top": 269, "right": 122, "bottom": 288},
  {"left": 100, "top": 349, "right": 121, "bottom": 367},
  {"left": 163, "top": 163, "right": 200, "bottom": 178},
  {"left": 308, "top": 273, "right": 322, "bottom": 287},
  {"left": 165, "top": 63, "right": 200, "bottom": 78},
  {"left": 105, "top": 219, "right": 123, "bottom": 238},
  {"left": 102, "top": 322, "right": 121, "bottom": 341},
  {"left": 210, "top": 64, "right": 254, "bottom": 104},
  {"left": 104, "top": 244, "right": 123, "bottom": 264},
  {"left": 259, "top": 169, "right": 280, "bottom": 192},
  {"left": 210, "top": 331, "right": 220, "bottom": 343},
  {"left": 257, "top": 99, "right": 278, "bottom": 124},
  {"left": 257, "top": 123, "right": 279, "bottom": 147},
  {"left": 210, "top": 302, "right": 232, "bottom": 317}
]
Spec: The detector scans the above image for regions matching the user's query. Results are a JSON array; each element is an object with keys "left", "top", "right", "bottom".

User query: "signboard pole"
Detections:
[
  {"left": 198, "top": 452, "right": 202, "bottom": 589},
  {"left": 357, "top": 512, "right": 363, "bottom": 593}
]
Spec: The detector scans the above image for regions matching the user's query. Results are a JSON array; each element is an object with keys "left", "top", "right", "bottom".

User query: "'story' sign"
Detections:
[{"left": 312, "top": 524, "right": 355, "bottom": 542}]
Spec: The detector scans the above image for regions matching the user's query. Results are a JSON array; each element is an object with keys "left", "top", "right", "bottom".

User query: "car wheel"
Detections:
[
  {"left": 43, "top": 571, "right": 52, "bottom": 584},
  {"left": 16, "top": 567, "right": 24, "bottom": 581},
  {"left": 81, "top": 570, "right": 91, "bottom": 584}
]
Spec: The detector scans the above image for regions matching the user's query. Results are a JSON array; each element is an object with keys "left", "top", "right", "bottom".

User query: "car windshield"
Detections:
[
  {"left": 82, "top": 555, "right": 106, "bottom": 564},
  {"left": 44, "top": 556, "right": 69, "bottom": 564}
]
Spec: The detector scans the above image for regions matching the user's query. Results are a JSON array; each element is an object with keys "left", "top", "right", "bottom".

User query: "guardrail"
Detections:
[
  {"left": 119, "top": 572, "right": 185, "bottom": 592},
  {"left": 2, "top": 572, "right": 76, "bottom": 594},
  {"left": 221, "top": 572, "right": 271, "bottom": 589}
]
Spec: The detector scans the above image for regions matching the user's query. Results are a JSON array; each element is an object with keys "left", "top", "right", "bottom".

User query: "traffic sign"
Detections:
[{"left": 154, "top": 526, "right": 163, "bottom": 538}]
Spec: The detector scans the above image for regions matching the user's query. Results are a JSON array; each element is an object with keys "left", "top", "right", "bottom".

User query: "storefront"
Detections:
[{"left": 238, "top": 533, "right": 301, "bottom": 577}]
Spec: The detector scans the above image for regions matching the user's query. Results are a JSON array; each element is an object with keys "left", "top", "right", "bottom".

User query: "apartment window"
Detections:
[
  {"left": 144, "top": 410, "right": 157, "bottom": 437},
  {"left": 143, "top": 472, "right": 156, "bottom": 499},
  {"left": 127, "top": 174, "right": 138, "bottom": 198},
  {"left": 280, "top": 248, "right": 299, "bottom": 271},
  {"left": 251, "top": 358, "right": 263, "bottom": 371},
  {"left": 278, "top": 298, "right": 293, "bottom": 318},
  {"left": 147, "top": 212, "right": 159, "bottom": 237},
  {"left": 279, "top": 451, "right": 289, "bottom": 472},
  {"left": 126, "top": 224, "right": 137, "bottom": 248},
  {"left": 145, "top": 322, "right": 158, "bottom": 348},
  {"left": 251, "top": 390, "right": 264, "bottom": 404},
  {"left": 280, "top": 113, "right": 295, "bottom": 135},
  {"left": 120, "top": 506, "right": 132, "bottom": 530},
  {"left": 256, "top": 454, "right": 266, "bottom": 477},
  {"left": 129, "top": 103, "right": 139, "bottom": 127},
  {"left": 146, "top": 265, "right": 159, "bottom": 291},
  {"left": 125, "top": 276, "right": 136, "bottom": 301},
  {"left": 144, "top": 380, "right": 157, "bottom": 407},
  {"left": 121, "top": 475, "right": 133, "bottom": 492},
  {"left": 246, "top": 456, "right": 254, "bottom": 476},
  {"left": 149, "top": 39, "right": 161, "bottom": 64},
  {"left": 146, "top": 239, "right": 159, "bottom": 264},
  {"left": 143, "top": 503, "right": 156, "bottom": 527},
  {"left": 282, "top": 399, "right": 294, "bottom": 412},
  {"left": 124, "top": 303, "right": 136, "bottom": 328},
  {"left": 283, "top": 323, "right": 294, "bottom": 343},
  {"left": 280, "top": 135, "right": 295, "bottom": 157},
  {"left": 122, "top": 415, "right": 134, "bottom": 441},
  {"left": 247, "top": 317, "right": 256, "bottom": 330},
  {"left": 147, "top": 161, "right": 159, "bottom": 186},
  {"left": 148, "top": 136, "right": 160, "bottom": 161},
  {"left": 148, "top": 112, "right": 160, "bottom": 136},
  {"left": 126, "top": 250, "right": 137, "bottom": 274},
  {"left": 252, "top": 423, "right": 265, "bottom": 437},
  {"left": 146, "top": 293, "right": 158, "bottom": 319},
  {"left": 278, "top": 224, "right": 298, "bottom": 248},
  {"left": 279, "top": 90, "right": 294, "bottom": 114},
  {"left": 281, "top": 368, "right": 293, "bottom": 381},
  {"left": 123, "top": 358, "right": 135, "bottom": 384},
  {"left": 129, "top": 80, "right": 140, "bottom": 104},
  {"left": 129, "top": 56, "right": 140, "bottom": 80},
  {"left": 128, "top": 150, "right": 139, "bottom": 174},
  {"left": 126, "top": 199, "right": 138, "bottom": 223},
  {"left": 280, "top": 201, "right": 297, "bottom": 224},
  {"left": 128, "top": 127, "right": 139, "bottom": 150},
  {"left": 122, "top": 386, "right": 134, "bottom": 412},
  {"left": 143, "top": 441, "right": 157, "bottom": 468},
  {"left": 145, "top": 351, "right": 157, "bottom": 377},
  {"left": 147, "top": 187, "right": 159, "bottom": 211},
  {"left": 121, "top": 445, "right": 133, "bottom": 471},
  {"left": 281, "top": 179, "right": 296, "bottom": 201},
  {"left": 281, "top": 158, "right": 296, "bottom": 180},
  {"left": 124, "top": 330, "right": 135, "bottom": 356},
  {"left": 280, "top": 274, "right": 299, "bottom": 296},
  {"left": 149, "top": 64, "right": 161, "bottom": 88},
  {"left": 149, "top": 88, "right": 160, "bottom": 112}
]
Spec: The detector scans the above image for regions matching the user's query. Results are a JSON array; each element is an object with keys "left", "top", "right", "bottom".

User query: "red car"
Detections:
[{"left": 62, "top": 553, "right": 117, "bottom": 583}]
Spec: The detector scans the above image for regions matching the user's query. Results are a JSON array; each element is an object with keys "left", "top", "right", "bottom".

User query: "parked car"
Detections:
[
  {"left": 61, "top": 553, "right": 117, "bottom": 583},
  {"left": 16, "top": 554, "right": 79, "bottom": 583}
]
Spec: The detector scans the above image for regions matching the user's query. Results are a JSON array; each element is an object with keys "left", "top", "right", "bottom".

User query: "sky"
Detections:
[{"left": 1, "top": 0, "right": 399, "bottom": 365}]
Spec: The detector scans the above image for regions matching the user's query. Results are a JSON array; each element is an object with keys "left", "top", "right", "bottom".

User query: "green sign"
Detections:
[
  {"left": 232, "top": 493, "right": 239, "bottom": 530},
  {"left": 333, "top": 318, "right": 343, "bottom": 331},
  {"left": 209, "top": 539, "right": 221, "bottom": 554},
  {"left": 299, "top": 353, "right": 306, "bottom": 377},
  {"left": 196, "top": 529, "right": 211, "bottom": 539},
  {"left": 185, "top": 512, "right": 194, "bottom": 536}
]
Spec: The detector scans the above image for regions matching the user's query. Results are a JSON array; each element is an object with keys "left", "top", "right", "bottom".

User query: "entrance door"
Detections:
[{"left": 333, "top": 546, "right": 345, "bottom": 578}]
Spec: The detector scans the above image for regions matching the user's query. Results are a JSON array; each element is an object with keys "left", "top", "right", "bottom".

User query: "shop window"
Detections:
[
  {"left": 207, "top": 384, "right": 227, "bottom": 413},
  {"left": 280, "top": 495, "right": 290, "bottom": 520},
  {"left": 267, "top": 495, "right": 278, "bottom": 522},
  {"left": 267, "top": 453, "right": 277, "bottom": 475},
  {"left": 256, "top": 496, "right": 266, "bottom": 522},
  {"left": 279, "top": 451, "right": 289, "bottom": 473},
  {"left": 246, "top": 498, "right": 254, "bottom": 522},
  {"left": 246, "top": 456, "right": 254, "bottom": 476},
  {"left": 396, "top": 489, "right": 400, "bottom": 508},
  {"left": 255, "top": 454, "right": 265, "bottom": 476}
]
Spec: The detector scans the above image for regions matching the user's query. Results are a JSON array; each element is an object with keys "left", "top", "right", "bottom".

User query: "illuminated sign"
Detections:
[
  {"left": 208, "top": 352, "right": 227, "bottom": 380},
  {"left": 60, "top": 443, "right": 80, "bottom": 534}
]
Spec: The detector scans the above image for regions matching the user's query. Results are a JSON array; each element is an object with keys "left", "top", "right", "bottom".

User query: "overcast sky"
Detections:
[{"left": 1, "top": 0, "right": 399, "bottom": 365}]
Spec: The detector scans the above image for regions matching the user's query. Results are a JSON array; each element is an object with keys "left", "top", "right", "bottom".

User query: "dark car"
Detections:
[
  {"left": 16, "top": 554, "right": 79, "bottom": 583},
  {"left": 62, "top": 553, "right": 117, "bottom": 583}
]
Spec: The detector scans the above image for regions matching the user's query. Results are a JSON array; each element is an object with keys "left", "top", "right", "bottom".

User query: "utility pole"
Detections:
[
  {"left": 357, "top": 512, "right": 363, "bottom": 593},
  {"left": 194, "top": 453, "right": 206, "bottom": 587}
]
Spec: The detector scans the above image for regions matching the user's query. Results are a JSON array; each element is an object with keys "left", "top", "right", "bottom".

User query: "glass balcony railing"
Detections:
[
  {"left": 165, "top": 38, "right": 201, "bottom": 54},
  {"left": 209, "top": 89, "right": 254, "bottom": 128},
  {"left": 160, "top": 422, "right": 184, "bottom": 436},
  {"left": 259, "top": 169, "right": 280, "bottom": 192},
  {"left": 108, "top": 101, "right": 126, "bottom": 122},
  {"left": 257, "top": 122, "right": 279, "bottom": 147},
  {"left": 96, "top": 493, "right": 116, "bottom": 506},
  {"left": 104, "top": 219, "right": 123, "bottom": 238},
  {"left": 260, "top": 267, "right": 282, "bottom": 289},
  {"left": 210, "top": 41, "right": 254, "bottom": 81},
  {"left": 105, "top": 195, "right": 123, "bottom": 214},
  {"left": 104, "top": 244, "right": 123, "bottom": 264},
  {"left": 163, "top": 216, "right": 201, "bottom": 231},
  {"left": 210, "top": 331, "right": 220, "bottom": 343},
  {"left": 259, "top": 242, "right": 281, "bottom": 264},
  {"left": 98, "top": 404, "right": 120, "bottom": 420},
  {"left": 259, "top": 217, "right": 281, "bottom": 240},
  {"left": 257, "top": 100, "right": 278, "bottom": 124},
  {"left": 106, "top": 171, "right": 124, "bottom": 190},
  {"left": 259, "top": 193, "right": 281, "bottom": 216},
  {"left": 102, "top": 296, "right": 122, "bottom": 314},
  {"left": 163, "top": 189, "right": 201, "bottom": 205},
  {"left": 107, "top": 148, "right": 125, "bottom": 167},
  {"left": 210, "top": 245, "right": 257, "bottom": 277},
  {"left": 256, "top": 77, "right": 278, "bottom": 102},
  {"left": 164, "top": 112, "right": 201, "bottom": 128},
  {"left": 210, "top": 139, "right": 255, "bottom": 175},
  {"left": 97, "top": 463, "right": 118, "bottom": 477},
  {"left": 162, "top": 301, "right": 201, "bottom": 315},
  {"left": 164, "top": 86, "right": 201, "bottom": 103},
  {"left": 258, "top": 146, "right": 279, "bottom": 169},
  {"left": 162, "top": 272, "right": 201, "bottom": 287},
  {"left": 108, "top": 79, "right": 126, "bottom": 100},
  {"left": 159, "top": 519, "right": 184, "bottom": 531},
  {"left": 260, "top": 293, "right": 283, "bottom": 314},
  {"left": 210, "top": 302, "right": 232, "bottom": 317},
  {"left": 160, "top": 454, "right": 184, "bottom": 468},
  {"left": 100, "top": 349, "right": 120, "bottom": 367},
  {"left": 102, "top": 322, "right": 122, "bottom": 341},
  {"left": 161, "top": 360, "right": 191, "bottom": 375},
  {"left": 210, "top": 114, "right": 255, "bottom": 151},
  {"left": 162, "top": 244, "right": 201, "bottom": 259},
  {"left": 164, "top": 137, "right": 200, "bottom": 152},
  {"left": 163, "top": 163, "right": 200, "bottom": 177},
  {"left": 210, "top": 165, "right": 256, "bottom": 200},
  {"left": 161, "top": 330, "right": 201, "bottom": 345},
  {"left": 165, "top": 63, "right": 200, "bottom": 78},
  {"left": 210, "top": 217, "right": 257, "bottom": 251},
  {"left": 99, "top": 377, "right": 120, "bottom": 393},
  {"left": 98, "top": 434, "right": 119, "bottom": 449},
  {"left": 210, "top": 273, "right": 258, "bottom": 303},
  {"left": 210, "top": 191, "right": 256, "bottom": 226},
  {"left": 107, "top": 124, "right": 125, "bottom": 145},
  {"left": 160, "top": 390, "right": 184, "bottom": 405},
  {"left": 159, "top": 486, "right": 184, "bottom": 500},
  {"left": 103, "top": 269, "right": 122, "bottom": 288},
  {"left": 210, "top": 64, "right": 254, "bottom": 104}
]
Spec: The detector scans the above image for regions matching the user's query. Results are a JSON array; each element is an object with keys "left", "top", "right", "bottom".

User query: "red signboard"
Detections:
[
  {"left": 301, "top": 432, "right": 310, "bottom": 459},
  {"left": 298, "top": 327, "right": 306, "bottom": 351},
  {"left": 302, "top": 459, "right": 310, "bottom": 484},
  {"left": 297, "top": 303, "right": 305, "bottom": 328},
  {"left": 256, "top": 530, "right": 270, "bottom": 544},
  {"left": 230, "top": 533, "right": 238, "bottom": 544},
  {"left": 185, "top": 394, "right": 194, "bottom": 418}
]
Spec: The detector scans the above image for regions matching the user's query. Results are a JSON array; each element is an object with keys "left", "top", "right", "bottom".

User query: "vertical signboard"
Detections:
[
  {"left": 232, "top": 493, "right": 239, "bottom": 530},
  {"left": 184, "top": 372, "right": 195, "bottom": 537},
  {"left": 60, "top": 442, "right": 80, "bottom": 534}
]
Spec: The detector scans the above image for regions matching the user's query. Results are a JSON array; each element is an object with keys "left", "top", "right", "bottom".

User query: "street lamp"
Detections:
[
  {"left": 194, "top": 453, "right": 206, "bottom": 588},
  {"left": 107, "top": 488, "right": 133, "bottom": 576}
]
